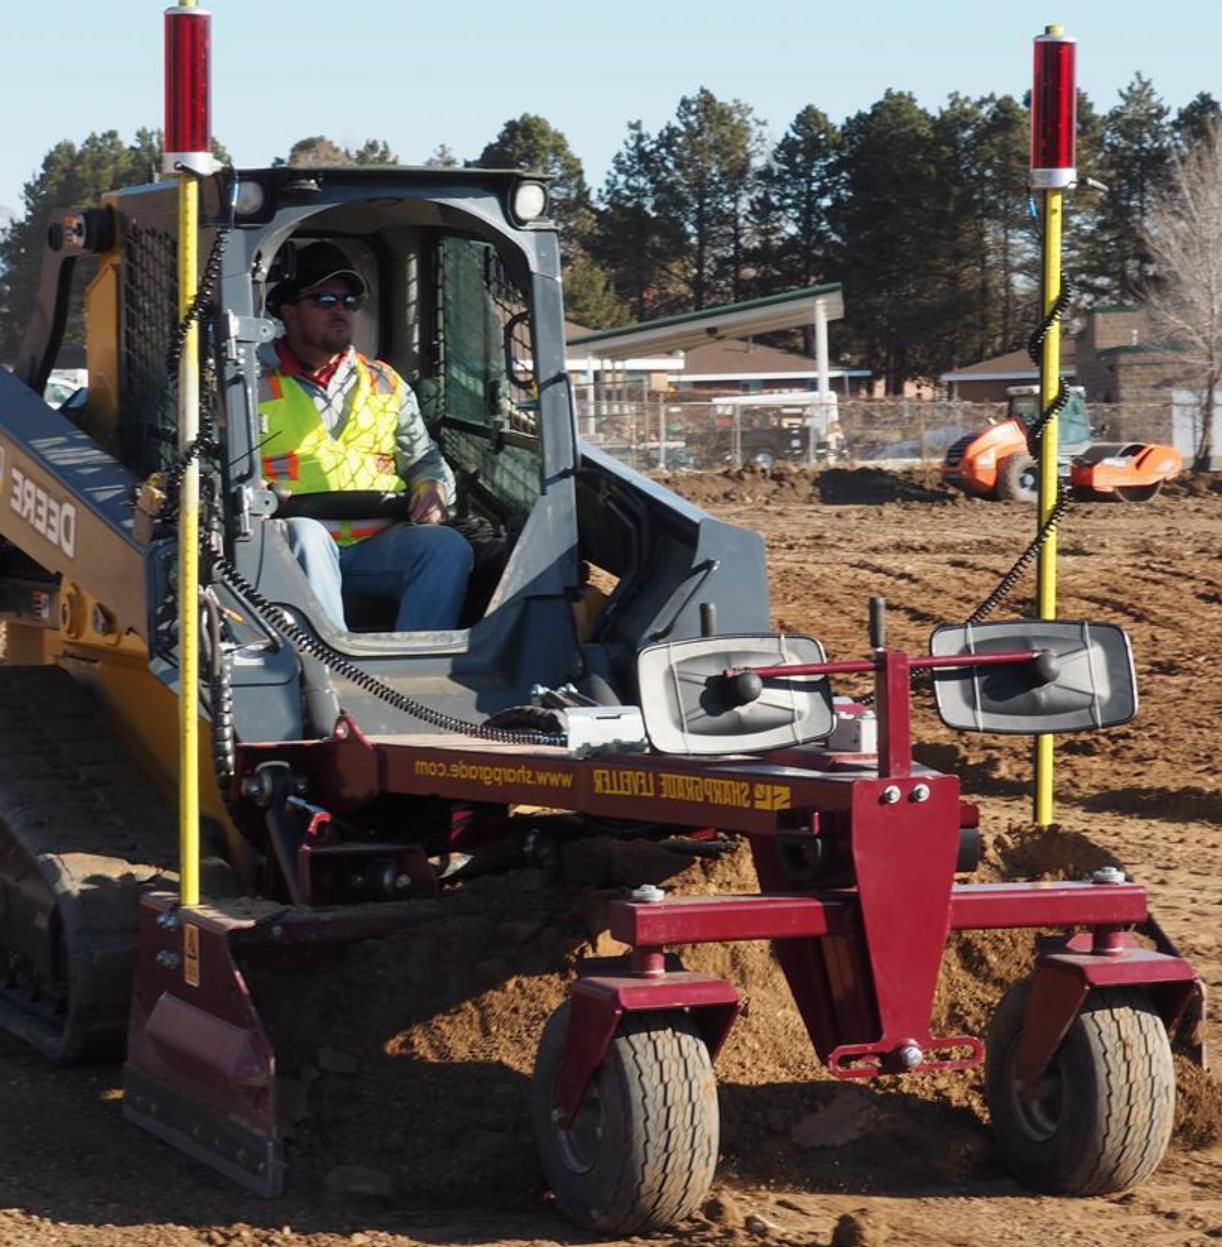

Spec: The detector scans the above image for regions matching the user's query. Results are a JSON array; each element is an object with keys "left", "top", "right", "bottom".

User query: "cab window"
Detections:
[{"left": 425, "top": 236, "right": 541, "bottom": 514}]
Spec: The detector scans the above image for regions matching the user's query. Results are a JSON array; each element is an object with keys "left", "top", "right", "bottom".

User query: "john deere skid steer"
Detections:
[
  {"left": 0, "top": 165, "right": 1202, "bottom": 1226},
  {"left": 0, "top": 166, "right": 769, "bottom": 1183}
]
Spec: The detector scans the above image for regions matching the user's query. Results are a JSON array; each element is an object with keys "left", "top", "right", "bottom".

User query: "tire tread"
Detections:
[{"left": 532, "top": 1005, "right": 718, "bottom": 1232}]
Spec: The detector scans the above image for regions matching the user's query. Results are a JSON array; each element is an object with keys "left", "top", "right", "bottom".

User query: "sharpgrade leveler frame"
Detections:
[
  {"left": 525, "top": 614, "right": 1204, "bottom": 1230},
  {"left": 126, "top": 607, "right": 1204, "bottom": 1226}
]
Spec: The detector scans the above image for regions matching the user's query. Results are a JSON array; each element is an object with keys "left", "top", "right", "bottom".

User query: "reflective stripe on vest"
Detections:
[
  {"left": 258, "top": 355, "right": 406, "bottom": 546},
  {"left": 318, "top": 517, "right": 395, "bottom": 544}
]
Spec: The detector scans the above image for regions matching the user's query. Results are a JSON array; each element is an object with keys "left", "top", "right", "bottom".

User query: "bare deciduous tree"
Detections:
[{"left": 1143, "top": 120, "right": 1222, "bottom": 468}]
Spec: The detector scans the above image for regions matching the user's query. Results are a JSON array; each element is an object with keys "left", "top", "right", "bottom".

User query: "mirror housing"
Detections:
[
  {"left": 930, "top": 620, "right": 1137, "bottom": 735},
  {"left": 637, "top": 634, "right": 834, "bottom": 756}
]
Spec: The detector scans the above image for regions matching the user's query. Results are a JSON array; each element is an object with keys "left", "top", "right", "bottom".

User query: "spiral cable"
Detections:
[
  {"left": 964, "top": 485, "right": 1072, "bottom": 624},
  {"left": 158, "top": 221, "right": 232, "bottom": 529},
  {"left": 206, "top": 550, "right": 567, "bottom": 747},
  {"left": 961, "top": 273, "right": 1075, "bottom": 623},
  {"left": 1024, "top": 276, "right": 1074, "bottom": 449}
]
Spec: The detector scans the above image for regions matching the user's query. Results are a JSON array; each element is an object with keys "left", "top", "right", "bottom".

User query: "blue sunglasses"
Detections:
[{"left": 298, "top": 290, "right": 365, "bottom": 311}]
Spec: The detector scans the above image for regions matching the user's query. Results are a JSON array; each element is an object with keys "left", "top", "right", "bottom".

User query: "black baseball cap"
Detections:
[{"left": 269, "top": 241, "right": 367, "bottom": 314}]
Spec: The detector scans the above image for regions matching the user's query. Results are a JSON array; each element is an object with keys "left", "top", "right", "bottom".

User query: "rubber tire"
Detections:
[
  {"left": 986, "top": 980, "right": 1175, "bottom": 1195},
  {"left": 996, "top": 452, "right": 1039, "bottom": 502},
  {"left": 531, "top": 1003, "right": 719, "bottom": 1232},
  {"left": 752, "top": 451, "right": 776, "bottom": 470}
]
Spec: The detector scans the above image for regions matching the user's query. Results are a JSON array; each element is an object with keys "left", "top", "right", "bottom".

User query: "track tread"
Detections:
[{"left": 0, "top": 666, "right": 179, "bottom": 1059}]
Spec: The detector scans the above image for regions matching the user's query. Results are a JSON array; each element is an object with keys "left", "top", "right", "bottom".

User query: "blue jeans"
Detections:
[{"left": 285, "top": 518, "right": 474, "bottom": 631}]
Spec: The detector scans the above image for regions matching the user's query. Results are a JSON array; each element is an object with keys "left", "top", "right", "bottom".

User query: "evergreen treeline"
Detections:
[{"left": 1, "top": 79, "right": 1218, "bottom": 390}]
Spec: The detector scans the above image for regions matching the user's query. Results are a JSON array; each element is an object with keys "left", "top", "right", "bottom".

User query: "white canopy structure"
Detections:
[{"left": 568, "top": 284, "right": 845, "bottom": 399}]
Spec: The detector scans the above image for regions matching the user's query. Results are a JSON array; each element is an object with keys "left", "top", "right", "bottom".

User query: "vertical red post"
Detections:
[{"left": 875, "top": 650, "right": 912, "bottom": 778}]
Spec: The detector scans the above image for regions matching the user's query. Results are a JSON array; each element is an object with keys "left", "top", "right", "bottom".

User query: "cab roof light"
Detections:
[{"left": 512, "top": 181, "right": 549, "bottom": 224}]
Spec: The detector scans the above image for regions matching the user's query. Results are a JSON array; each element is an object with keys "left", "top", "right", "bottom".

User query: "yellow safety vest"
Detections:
[{"left": 259, "top": 354, "right": 406, "bottom": 545}]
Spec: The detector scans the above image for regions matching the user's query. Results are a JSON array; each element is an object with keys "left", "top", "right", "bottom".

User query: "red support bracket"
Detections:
[
  {"left": 1014, "top": 934, "right": 1201, "bottom": 1087},
  {"left": 875, "top": 649, "right": 913, "bottom": 777},
  {"left": 553, "top": 972, "right": 740, "bottom": 1128}
]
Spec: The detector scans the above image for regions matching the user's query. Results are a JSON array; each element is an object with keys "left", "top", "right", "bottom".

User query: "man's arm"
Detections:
[{"left": 393, "top": 380, "right": 456, "bottom": 522}]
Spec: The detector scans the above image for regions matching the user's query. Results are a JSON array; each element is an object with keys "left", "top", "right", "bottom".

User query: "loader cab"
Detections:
[
  {"left": 70, "top": 167, "right": 578, "bottom": 658},
  {"left": 1006, "top": 385, "right": 1092, "bottom": 454},
  {"left": 238, "top": 171, "right": 565, "bottom": 635}
]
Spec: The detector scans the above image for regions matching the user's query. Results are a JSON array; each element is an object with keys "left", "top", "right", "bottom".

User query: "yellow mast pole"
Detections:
[
  {"left": 174, "top": 0, "right": 201, "bottom": 907},
  {"left": 1033, "top": 185, "right": 1062, "bottom": 826},
  {"left": 1031, "top": 20, "right": 1072, "bottom": 827}
]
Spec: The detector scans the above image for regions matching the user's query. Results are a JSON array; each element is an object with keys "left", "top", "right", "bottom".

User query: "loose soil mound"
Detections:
[{"left": 655, "top": 464, "right": 958, "bottom": 509}]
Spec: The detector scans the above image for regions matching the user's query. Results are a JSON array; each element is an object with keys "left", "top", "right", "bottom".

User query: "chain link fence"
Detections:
[{"left": 575, "top": 390, "right": 1181, "bottom": 472}]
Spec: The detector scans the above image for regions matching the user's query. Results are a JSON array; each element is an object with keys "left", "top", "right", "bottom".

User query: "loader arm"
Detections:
[{"left": 0, "top": 367, "right": 146, "bottom": 639}]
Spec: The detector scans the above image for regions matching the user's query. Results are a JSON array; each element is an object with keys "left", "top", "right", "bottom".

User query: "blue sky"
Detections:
[{"left": 1, "top": 0, "right": 1219, "bottom": 216}]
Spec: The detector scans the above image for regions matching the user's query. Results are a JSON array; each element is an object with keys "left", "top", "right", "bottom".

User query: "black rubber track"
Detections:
[{"left": 0, "top": 666, "right": 178, "bottom": 1061}]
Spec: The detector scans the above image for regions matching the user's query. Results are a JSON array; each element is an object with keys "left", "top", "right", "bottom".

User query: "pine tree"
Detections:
[
  {"left": 973, "top": 95, "right": 1033, "bottom": 355},
  {"left": 827, "top": 91, "right": 944, "bottom": 391},
  {"left": 591, "top": 121, "right": 683, "bottom": 321},
  {"left": 561, "top": 255, "right": 629, "bottom": 329},
  {"left": 652, "top": 88, "right": 765, "bottom": 309},
  {"left": 750, "top": 105, "right": 841, "bottom": 296},
  {"left": 1084, "top": 75, "right": 1173, "bottom": 301},
  {"left": 1058, "top": 89, "right": 1106, "bottom": 300},
  {"left": 1173, "top": 92, "right": 1222, "bottom": 152}
]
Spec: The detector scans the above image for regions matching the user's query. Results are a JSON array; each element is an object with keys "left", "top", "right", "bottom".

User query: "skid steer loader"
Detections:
[
  {"left": 0, "top": 165, "right": 769, "bottom": 1180},
  {"left": 0, "top": 166, "right": 1203, "bottom": 1224}
]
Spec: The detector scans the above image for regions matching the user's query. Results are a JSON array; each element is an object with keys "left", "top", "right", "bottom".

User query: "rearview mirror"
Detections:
[
  {"left": 637, "top": 634, "right": 835, "bottom": 755},
  {"left": 930, "top": 620, "right": 1137, "bottom": 735}
]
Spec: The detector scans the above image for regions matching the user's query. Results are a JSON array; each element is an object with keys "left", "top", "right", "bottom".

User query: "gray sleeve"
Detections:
[{"left": 395, "top": 381, "right": 456, "bottom": 500}]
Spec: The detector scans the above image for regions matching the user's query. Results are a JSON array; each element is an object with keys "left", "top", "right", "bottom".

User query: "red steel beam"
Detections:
[
  {"left": 948, "top": 881, "right": 1147, "bottom": 930},
  {"left": 609, "top": 894, "right": 852, "bottom": 946}
]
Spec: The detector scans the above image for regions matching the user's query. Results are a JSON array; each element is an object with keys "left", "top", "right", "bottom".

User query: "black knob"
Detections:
[
  {"left": 869, "top": 597, "right": 886, "bottom": 649},
  {"left": 1028, "top": 649, "right": 1062, "bottom": 686},
  {"left": 723, "top": 670, "right": 763, "bottom": 706}
]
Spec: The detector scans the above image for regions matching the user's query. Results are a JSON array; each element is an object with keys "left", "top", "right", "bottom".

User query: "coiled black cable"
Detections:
[
  {"left": 158, "top": 216, "right": 232, "bottom": 529},
  {"left": 1024, "top": 275, "right": 1074, "bottom": 448},
  {"left": 962, "top": 273, "right": 1076, "bottom": 623},
  {"left": 165, "top": 222, "right": 232, "bottom": 379},
  {"left": 206, "top": 550, "right": 567, "bottom": 748},
  {"left": 965, "top": 485, "right": 1072, "bottom": 624}
]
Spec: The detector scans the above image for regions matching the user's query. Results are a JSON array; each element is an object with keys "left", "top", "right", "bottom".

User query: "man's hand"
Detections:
[{"left": 409, "top": 479, "right": 448, "bottom": 525}]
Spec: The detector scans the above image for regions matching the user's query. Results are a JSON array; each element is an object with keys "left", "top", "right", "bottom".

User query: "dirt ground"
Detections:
[{"left": 3, "top": 466, "right": 1222, "bottom": 1247}]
